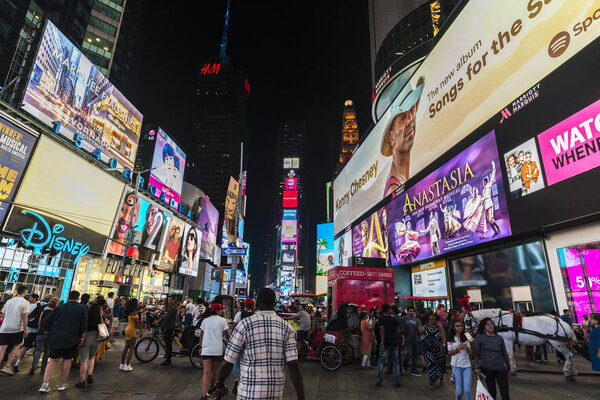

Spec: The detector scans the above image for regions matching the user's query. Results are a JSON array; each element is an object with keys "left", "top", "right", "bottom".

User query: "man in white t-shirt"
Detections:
[
  {"left": 192, "top": 299, "right": 206, "bottom": 327},
  {"left": 184, "top": 297, "right": 195, "bottom": 326},
  {"left": 0, "top": 285, "right": 30, "bottom": 375},
  {"left": 199, "top": 303, "right": 230, "bottom": 399}
]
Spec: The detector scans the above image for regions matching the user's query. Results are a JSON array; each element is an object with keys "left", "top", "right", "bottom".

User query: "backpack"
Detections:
[{"left": 27, "top": 303, "right": 44, "bottom": 329}]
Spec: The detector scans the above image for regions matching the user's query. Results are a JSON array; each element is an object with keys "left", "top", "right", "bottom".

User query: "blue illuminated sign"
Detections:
[
  {"left": 19, "top": 210, "right": 90, "bottom": 264},
  {"left": 283, "top": 209, "right": 297, "bottom": 220}
]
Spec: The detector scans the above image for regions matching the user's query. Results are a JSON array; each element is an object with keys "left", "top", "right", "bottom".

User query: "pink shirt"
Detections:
[{"left": 437, "top": 309, "right": 448, "bottom": 327}]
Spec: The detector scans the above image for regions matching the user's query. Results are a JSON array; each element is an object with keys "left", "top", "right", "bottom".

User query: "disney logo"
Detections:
[{"left": 20, "top": 210, "right": 90, "bottom": 264}]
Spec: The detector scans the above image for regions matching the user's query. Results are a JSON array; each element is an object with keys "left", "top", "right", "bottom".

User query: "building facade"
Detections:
[{"left": 337, "top": 100, "right": 360, "bottom": 172}]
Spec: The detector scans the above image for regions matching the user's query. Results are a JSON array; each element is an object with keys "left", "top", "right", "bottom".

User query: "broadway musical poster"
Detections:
[{"left": 353, "top": 131, "right": 511, "bottom": 265}]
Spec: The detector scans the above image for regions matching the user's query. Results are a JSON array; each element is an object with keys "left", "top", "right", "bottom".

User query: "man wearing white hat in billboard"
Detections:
[{"left": 381, "top": 77, "right": 425, "bottom": 197}]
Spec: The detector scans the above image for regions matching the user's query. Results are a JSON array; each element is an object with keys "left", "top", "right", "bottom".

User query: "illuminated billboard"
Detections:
[
  {"left": 22, "top": 20, "right": 143, "bottom": 171},
  {"left": 4, "top": 136, "right": 125, "bottom": 254},
  {"left": 157, "top": 216, "right": 185, "bottom": 272},
  {"left": 179, "top": 223, "right": 200, "bottom": 277},
  {"left": 351, "top": 132, "right": 511, "bottom": 265},
  {"left": 316, "top": 223, "right": 334, "bottom": 275},
  {"left": 333, "top": 229, "right": 352, "bottom": 267},
  {"left": 283, "top": 157, "right": 300, "bottom": 169},
  {"left": 224, "top": 177, "right": 239, "bottom": 244},
  {"left": 412, "top": 260, "right": 448, "bottom": 298},
  {"left": 181, "top": 182, "right": 219, "bottom": 261},
  {"left": 108, "top": 190, "right": 171, "bottom": 263},
  {"left": 334, "top": 1, "right": 600, "bottom": 234},
  {"left": 282, "top": 190, "right": 297, "bottom": 208},
  {"left": 282, "top": 209, "right": 297, "bottom": 220},
  {"left": 285, "top": 177, "right": 297, "bottom": 190},
  {"left": 148, "top": 127, "right": 186, "bottom": 206},
  {"left": 0, "top": 114, "right": 37, "bottom": 225},
  {"left": 281, "top": 219, "right": 297, "bottom": 243}
]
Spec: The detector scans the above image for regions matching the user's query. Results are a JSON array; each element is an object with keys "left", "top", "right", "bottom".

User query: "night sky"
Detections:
[{"left": 128, "top": 1, "right": 373, "bottom": 288}]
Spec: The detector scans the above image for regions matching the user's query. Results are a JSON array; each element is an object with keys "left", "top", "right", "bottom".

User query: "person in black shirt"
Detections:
[
  {"left": 76, "top": 297, "right": 107, "bottom": 388},
  {"left": 376, "top": 304, "right": 403, "bottom": 387},
  {"left": 161, "top": 296, "right": 178, "bottom": 366},
  {"left": 39, "top": 291, "right": 87, "bottom": 393}
]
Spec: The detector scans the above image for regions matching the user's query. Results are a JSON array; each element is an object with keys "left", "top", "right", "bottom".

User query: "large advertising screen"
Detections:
[
  {"left": 282, "top": 190, "right": 297, "bottom": 208},
  {"left": 224, "top": 177, "right": 239, "bottom": 244},
  {"left": 107, "top": 190, "right": 171, "bottom": 263},
  {"left": 181, "top": 182, "right": 219, "bottom": 261},
  {"left": 281, "top": 219, "right": 297, "bottom": 243},
  {"left": 22, "top": 21, "right": 143, "bottom": 171},
  {"left": 157, "top": 216, "right": 185, "bottom": 272},
  {"left": 333, "top": 229, "right": 352, "bottom": 267},
  {"left": 148, "top": 127, "right": 186, "bottom": 206},
  {"left": 0, "top": 114, "right": 37, "bottom": 225},
  {"left": 411, "top": 261, "right": 448, "bottom": 298},
  {"left": 4, "top": 136, "right": 125, "bottom": 254},
  {"left": 334, "top": 1, "right": 600, "bottom": 234},
  {"left": 352, "top": 132, "right": 511, "bottom": 265},
  {"left": 316, "top": 223, "right": 334, "bottom": 275},
  {"left": 179, "top": 223, "right": 200, "bottom": 277}
]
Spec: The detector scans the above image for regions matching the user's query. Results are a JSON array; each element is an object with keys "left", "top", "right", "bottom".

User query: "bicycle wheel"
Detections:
[
  {"left": 135, "top": 337, "right": 160, "bottom": 363},
  {"left": 320, "top": 345, "right": 342, "bottom": 371},
  {"left": 342, "top": 344, "right": 354, "bottom": 365},
  {"left": 190, "top": 343, "right": 203, "bottom": 369}
]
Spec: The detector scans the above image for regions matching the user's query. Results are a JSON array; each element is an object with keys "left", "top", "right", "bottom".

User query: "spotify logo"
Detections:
[{"left": 548, "top": 31, "right": 570, "bottom": 58}]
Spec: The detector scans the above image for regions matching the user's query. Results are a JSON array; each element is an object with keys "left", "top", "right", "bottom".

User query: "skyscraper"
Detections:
[{"left": 337, "top": 100, "right": 359, "bottom": 172}]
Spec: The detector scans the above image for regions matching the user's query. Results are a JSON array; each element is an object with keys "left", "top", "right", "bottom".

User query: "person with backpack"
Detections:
[
  {"left": 14, "top": 293, "right": 46, "bottom": 372},
  {"left": 30, "top": 297, "right": 59, "bottom": 374},
  {"left": 231, "top": 298, "right": 255, "bottom": 395}
]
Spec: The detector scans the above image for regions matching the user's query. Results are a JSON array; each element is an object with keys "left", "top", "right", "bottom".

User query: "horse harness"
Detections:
[{"left": 468, "top": 311, "right": 571, "bottom": 344}]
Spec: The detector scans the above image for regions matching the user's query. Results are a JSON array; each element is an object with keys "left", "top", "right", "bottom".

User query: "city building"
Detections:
[
  {"left": 337, "top": 99, "right": 359, "bottom": 172},
  {"left": 186, "top": 56, "right": 249, "bottom": 217},
  {"left": 269, "top": 120, "right": 307, "bottom": 295}
]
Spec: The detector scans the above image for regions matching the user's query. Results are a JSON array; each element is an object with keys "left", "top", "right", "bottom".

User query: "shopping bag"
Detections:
[{"left": 476, "top": 377, "right": 494, "bottom": 400}]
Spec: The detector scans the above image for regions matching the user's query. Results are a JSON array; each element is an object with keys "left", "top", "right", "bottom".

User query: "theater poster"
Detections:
[{"left": 353, "top": 131, "right": 511, "bottom": 264}]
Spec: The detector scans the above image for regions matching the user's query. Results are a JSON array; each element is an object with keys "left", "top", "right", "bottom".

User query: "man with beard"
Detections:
[
  {"left": 108, "top": 192, "right": 140, "bottom": 257},
  {"left": 381, "top": 77, "right": 425, "bottom": 197},
  {"left": 161, "top": 224, "right": 182, "bottom": 265}
]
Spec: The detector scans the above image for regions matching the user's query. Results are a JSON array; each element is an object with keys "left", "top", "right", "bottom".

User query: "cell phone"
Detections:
[{"left": 465, "top": 332, "right": 474, "bottom": 342}]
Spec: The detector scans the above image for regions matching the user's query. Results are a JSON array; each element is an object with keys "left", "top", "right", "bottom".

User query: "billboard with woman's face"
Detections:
[{"left": 179, "top": 223, "right": 200, "bottom": 277}]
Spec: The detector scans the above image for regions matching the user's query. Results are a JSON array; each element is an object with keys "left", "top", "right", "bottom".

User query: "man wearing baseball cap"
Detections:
[
  {"left": 199, "top": 302, "right": 230, "bottom": 400},
  {"left": 215, "top": 288, "right": 305, "bottom": 399},
  {"left": 381, "top": 76, "right": 425, "bottom": 197}
]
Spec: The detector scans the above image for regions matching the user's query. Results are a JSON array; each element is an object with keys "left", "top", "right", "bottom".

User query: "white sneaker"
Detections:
[
  {"left": 39, "top": 383, "right": 51, "bottom": 393},
  {"left": 119, "top": 364, "right": 126, "bottom": 370},
  {"left": 57, "top": 383, "right": 69, "bottom": 391},
  {"left": 123, "top": 365, "right": 133, "bottom": 371},
  {"left": 0, "top": 366, "right": 14, "bottom": 375}
]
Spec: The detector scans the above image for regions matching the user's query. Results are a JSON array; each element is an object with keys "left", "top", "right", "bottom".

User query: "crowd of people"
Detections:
[{"left": 1, "top": 285, "right": 600, "bottom": 400}]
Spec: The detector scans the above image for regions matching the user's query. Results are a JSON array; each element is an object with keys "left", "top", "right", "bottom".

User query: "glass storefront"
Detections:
[
  {"left": 73, "top": 256, "right": 144, "bottom": 300},
  {"left": 557, "top": 241, "right": 600, "bottom": 324},
  {"left": 0, "top": 237, "right": 77, "bottom": 302}
]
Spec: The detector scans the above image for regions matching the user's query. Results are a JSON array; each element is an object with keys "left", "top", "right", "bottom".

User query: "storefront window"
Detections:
[{"left": 558, "top": 242, "right": 600, "bottom": 323}]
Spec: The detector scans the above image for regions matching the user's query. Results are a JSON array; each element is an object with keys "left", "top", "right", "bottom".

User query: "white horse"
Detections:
[{"left": 465, "top": 309, "right": 577, "bottom": 379}]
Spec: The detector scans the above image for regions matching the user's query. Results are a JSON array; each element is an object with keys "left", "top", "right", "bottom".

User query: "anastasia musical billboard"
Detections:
[{"left": 352, "top": 131, "right": 511, "bottom": 265}]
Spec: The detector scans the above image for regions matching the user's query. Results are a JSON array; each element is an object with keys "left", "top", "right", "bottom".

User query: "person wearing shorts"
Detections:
[
  {"left": 39, "top": 291, "right": 88, "bottom": 393},
  {"left": 199, "top": 303, "right": 230, "bottom": 400},
  {"left": 0, "top": 285, "right": 30, "bottom": 375},
  {"left": 76, "top": 297, "right": 107, "bottom": 388}
]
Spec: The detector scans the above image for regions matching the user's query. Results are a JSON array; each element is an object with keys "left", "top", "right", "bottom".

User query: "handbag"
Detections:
[{"left": 97, "top": 313, "right": 110, "bottom": 341}]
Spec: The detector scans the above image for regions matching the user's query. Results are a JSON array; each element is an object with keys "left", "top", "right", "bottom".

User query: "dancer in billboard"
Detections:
[
  {"left": 180, "top": 226, "right": 199, "bottom": 274},
  {"left": 109, "top": 192, "right": 140, "bottom": 257},
  {"left": 440, "top": 204, "right": 461, "bottom": 238},
  {"left": 381, "top": 209, "right": 397, "bottom": 266},
  {"left": 463, "top": 187, "right": 487, "bottom": 239},
  {"left": 398, "top": 220, "right": 420, "bottom": 263},
  {"left": 381, "top": 77, "right": 425, "bottom": 197},
  {"left": 481, "top": 161, "right": 501, "bottom": 238},
  {"left": 420, "top": 211, "right": 442, "bottom": 256}
]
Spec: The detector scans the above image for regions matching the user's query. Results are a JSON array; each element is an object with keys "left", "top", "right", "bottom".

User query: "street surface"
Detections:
[{"left": 0, "top": 337, "right": 598, "bottom": 399}]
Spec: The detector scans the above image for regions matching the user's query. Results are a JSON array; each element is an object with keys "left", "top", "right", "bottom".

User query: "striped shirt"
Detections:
[{"left": 224, "top": 310, "right": 298, "bottom": 400}]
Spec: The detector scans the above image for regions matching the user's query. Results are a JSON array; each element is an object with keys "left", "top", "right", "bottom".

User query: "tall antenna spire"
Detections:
[{"left": 220, "top": 0, "right": 231, "bottom": 61}]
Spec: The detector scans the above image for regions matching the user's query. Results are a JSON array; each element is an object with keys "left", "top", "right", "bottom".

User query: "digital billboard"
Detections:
[
  {"left": 181, "top": 182, "right": 219, "bottom": 261},
  {"left": 282, "top": 209, "right": 297, "bottom": 220},
  {"left": 281, "top": 219, "right": 297, "bottom": 243},
  {"left": 282, "top": 190, "right": 297, "bottom": 208},
  {"left": 157, "top": 216, "right": 185, "bottom": 272},
  {"left": 352, "top": 132, "right": 511, "bottom": 265},
  {"left": 283, "top": 157, "right": 300, "bottom": 169},
  {"left": 285, "top": 177, "right": 297, "bottom": 190},
  {"left": 503, "top": 138, "right": 545, "bottom": 199},
  {"left": 316, "top": 223, "right": 334, "bottom": 275},
  {"left": 333, "top": 229, "right": 352, "bottom": 267},
  {"left": 22, "top": 21, "right": 143, "bottom": 171},
  {"left": 108, "top": 190, "right": 171, "bottom": 263},
  {"left": 334, "top": 1, "right": 600, "bottom": 234},
  {"left": 148, "top": 127, "right": 186, "bottom": 206},
  {"left": 4, "top": 136, "right": 125, "bottom": 255},
  {"left": 179, "top": 223, "right": 200, "bottom": 277},
  {"left": 0, "top": 114, "right": 37, "bottom": 225},
  {"left": 224, "top": 177, "right": 239, "bottom": 244},
  {"left": 411, "top": 261, "right": 448, "bottom": 298}
]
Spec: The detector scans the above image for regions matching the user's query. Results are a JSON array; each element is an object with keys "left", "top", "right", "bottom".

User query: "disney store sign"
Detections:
[{"left": 19, "top": 210, "right": 90, "bottom": 264}]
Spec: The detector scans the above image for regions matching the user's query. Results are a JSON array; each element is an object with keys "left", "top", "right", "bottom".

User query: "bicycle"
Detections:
[{"left": 134, "top": 327, "right": 202, "bottom": 369}]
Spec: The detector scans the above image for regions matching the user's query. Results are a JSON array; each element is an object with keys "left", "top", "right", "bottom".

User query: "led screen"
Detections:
[
  {"left": 411, "top": 262, "right": 448, "bottom": 297},
  {"left": 149, "top": 127, "right": 186, "bottom": 206},
  {"left": 352, "top": 132, "right": 511, "bottom": 265},
  {"left": 334, "top": 1, "right": 600, "bottom": 234},
  {"left": 316, "top": 223, "right": 334, "bottom": 275},
  {"left": 22, "top": 21, "right": 143, "bottom": 170},
  {"left": 179, "top": 223, "right": 200, "bottom": 277},
  {"left": 282, "top": 190, "right": 297, "bottom": 208},
  {"left": 281, "top": 219, "right": 297, "bottom": 243},
  {"left": 157, "top": 217, "right": 185, "bottom": 272},
  {"left": 333, "top": 229, "right": 352, "bottom": 267},
  {"left": 285, "top": 177, "right": 297, "bottom": 190},
  {"left": 181, "top": 182, "right": 219, "bottom": 262},
  {"left": 5, "top": 136, "right": 125, "bottom": 254}
]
